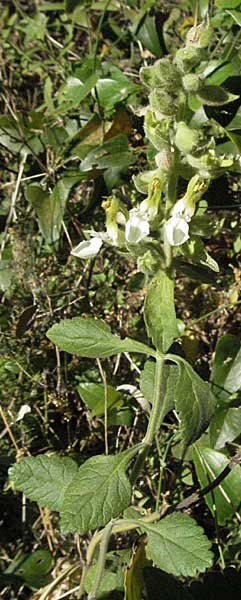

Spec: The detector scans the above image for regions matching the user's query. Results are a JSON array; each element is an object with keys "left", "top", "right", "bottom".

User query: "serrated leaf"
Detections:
[
  {"left": 167, "top": 356, "right": 217, "bottom": 446},
  {"left": 47, "top": 317, "right": 154, "bottom": 358},
  {"left": 144, "top": 272, "right": 178, "bottom": 353},
  {"left": 9, "top": 455, "right": 78, "bottom": 512},
  {"left": 193, "top": 446, "right": 241, "bottom": 524},
  {"left": 139, "top": 513, "right": 213, "bottom": 577},
  {"left": 77, "top": 382, "right": 123, "bottom": 417},
  {"left": 197, "top": 85, "right": 239, "bottom": 106},
  {"left": 60, "top": 448, "right": 138, "bottom": 534}
]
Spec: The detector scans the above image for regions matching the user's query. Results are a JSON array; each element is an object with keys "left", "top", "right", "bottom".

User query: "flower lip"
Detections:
[
  {"left": 125, "top": 210, "right": 150, "bottom": 244},
  {"left": 71, "top": 237, "right": 102, "bottom": 259},
  {"left": 164, "top": 215, "right": 190, "bottom": 246}
]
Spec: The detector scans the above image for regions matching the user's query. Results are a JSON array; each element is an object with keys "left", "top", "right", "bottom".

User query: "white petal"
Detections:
[
  {"left": 71, "top": 237, "right": 102, "bottom": 259},
  {"left": 171, "top": 198, "right": 193, "bottom": 220},
  {"left": 125, "top": 212, "right": 150, "bottom": 244},
  {"left": 164, "top": 216, "right": 189, "bottom": 246},
  {"left": 16, "top": 404, "right": 31, "bottom": 422}
]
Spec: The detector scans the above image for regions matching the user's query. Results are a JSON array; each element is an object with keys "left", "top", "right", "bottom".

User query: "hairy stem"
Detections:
[{"left": 88, "top": 520, "right": 114, "bottom": 600}]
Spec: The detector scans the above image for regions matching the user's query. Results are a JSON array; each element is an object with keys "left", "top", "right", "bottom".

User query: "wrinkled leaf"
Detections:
[
  {"left": 167, "top": 356, "right": 217, "bottom": 446},
  {"left": 47, "top": 316, "right": 154, "bottom": 358},
  {"left": 193, "top": 446, "right": 241, "bottom": 524},
  {"left": 144, "top": 272, "right": 178, "bottom": 353},
  {"left": 60, "top": 447, "right": 138, "bottom": 534},
  {"left": 77, "top": 382, "right": 123, "bottom": 417},
  {"left": 140, "top": 512, "right": 213, "bottom": 577},
  {"left": 9, "top": 455, "right": 78, "bottom": 512}
]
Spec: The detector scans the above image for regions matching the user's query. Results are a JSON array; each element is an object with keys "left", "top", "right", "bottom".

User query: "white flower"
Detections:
[
  {"left": 171, "top": 197, "right": 193, "bottom": 221},
  {"left": 125, "top": 210, "right": 150, "bottom": 244},
  {"left": 71, "top": 236, "right": 102, "bottom": 259},
  {"left": 164, "top": 215, "right": 190, "bottom": 246}
]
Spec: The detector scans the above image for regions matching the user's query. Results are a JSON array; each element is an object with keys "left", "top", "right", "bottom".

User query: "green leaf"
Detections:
[
  {"left": 226, "top": 9, "right": 241, "bottom": 25},
  {"left": 95, "top": 76, "right": 138, "bottom": 113},
  {"left": 85, "top": 551, "right": 124, "bottom": 597},
  {"left": 124, "top": 536, "right": 150, "bottom": 600},
  {"left": 60, "top": 74, "right": 98, "bottom": 106},
  {"left": 167, "top": 356, "right": 217, "bottom": 446},
  {"left": 211, "top": 334, "right": 241, "bottom": 401},
  {"left": 65, "top": 0, "right": 89, "bottom": 13},
  {"left": 140, "top": 513, "right": 213, "bottom": 577},
  {"left": 215, "top": 0, "right": 241, "bottom": 8},
  {"left": 193, "top": 446, "right": 241, "bottom": 524},
  {"left": 209, "top": 407, "right": 241, "bottom": 449},
  {"left": 136, "top": 15, "right": 162, "bottom": 58},
  {"left": 197, "top": 85, "right": 239, "bottom": 106},
  {"left": 79, "top": 134, "right": 136, "bottom": 172},
  {"left": 25, "top": 176, "right": 81, "bottom": 244},
  {"left": 144, "top": 272, "right": 178, "bottom": 353},
  {"left": 140, "top": 360, "right": 177, "bottom": 419},
  {"left": 77, "top": 382, "right": 123, "bottom": 417},
  {"left": 47, "top": 317, "right": 154, "bottom": 358},
  {"left": 9, "top": 455, "right": 78, "bottom": 512},
  {"left": 60, "top": 447, "right": 139, "bottom": 534}
]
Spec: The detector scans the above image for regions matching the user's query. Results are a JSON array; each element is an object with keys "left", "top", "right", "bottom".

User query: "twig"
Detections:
[
  {"left": 0, "top": 152, "right": 27, "bottom": 260},
  {"left": 96, "top": 358, "right": 108, "bottom": 455}
]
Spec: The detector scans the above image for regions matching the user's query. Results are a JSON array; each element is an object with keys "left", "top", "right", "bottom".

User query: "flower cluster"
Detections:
[{"left": 71, "top": 20, "right": 239, "bottom": 273}]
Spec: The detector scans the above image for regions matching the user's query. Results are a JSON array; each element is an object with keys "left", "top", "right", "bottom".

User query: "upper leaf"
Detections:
[
  {"left": 144, "top": 272, "right": 178, "bottom": 353},
  {"left": 47, "top": 317, "right": 154, "bottom": 358},
  {"left": 60, "top": 448, "right": 138, "bottom": 534},
  {"left": 167, "top": 356, "right": 217, "bottom": 446},
  {"left": 140, "top": 512, "right": 213, "bottom": 577},
  {"left": 9, "top": 454, "right": 78, "bottom": 512}
]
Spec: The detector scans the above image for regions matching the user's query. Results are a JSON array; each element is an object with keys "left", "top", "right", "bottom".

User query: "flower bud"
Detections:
[
  {"left": 174, "top": 122, "right": 200, "bottom": 154},
  {"left": 182, "top": 73, "right": 201, "bottom": 93},
  {"left": 150, "top": 89, "right": 178, "bottom": 117},
  {"left": 155, "top": 149, "right": 174, "bottom": 171},
  {"left": 175, "top": 46, "right": 201, "bottom": 73}
]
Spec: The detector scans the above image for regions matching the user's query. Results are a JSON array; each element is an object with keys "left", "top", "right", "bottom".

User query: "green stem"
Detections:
[
  {"left": 144, "top": 353, "right": 165, "bottom": 446},
  {"left": 88, "top": 520, "right": 114, "bottom": 600},
  {"left": 130, "top": 354, "right": 165, "bottom": 485}
]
